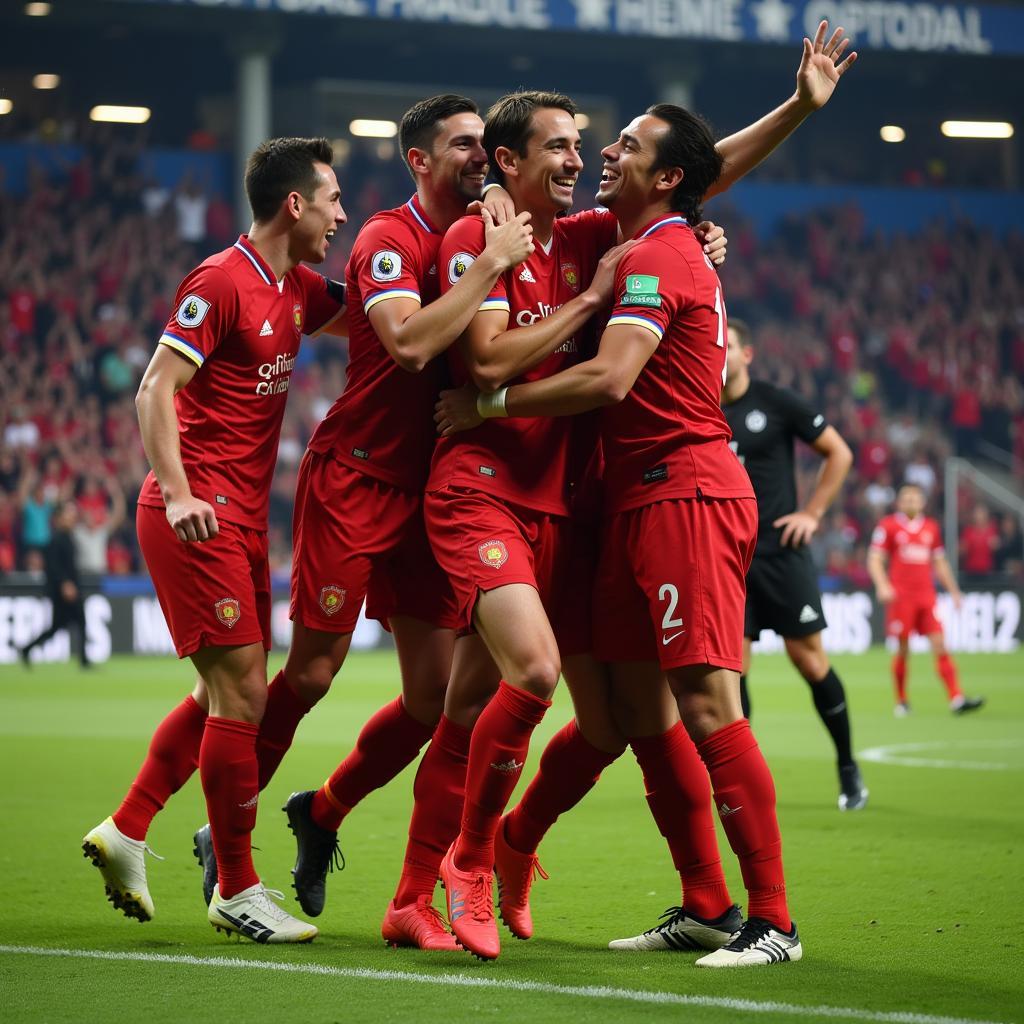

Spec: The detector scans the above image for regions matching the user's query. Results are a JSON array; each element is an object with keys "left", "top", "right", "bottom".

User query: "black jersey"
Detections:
[{"left": 723, "top": 379, "right": 827, "bottom": 555}]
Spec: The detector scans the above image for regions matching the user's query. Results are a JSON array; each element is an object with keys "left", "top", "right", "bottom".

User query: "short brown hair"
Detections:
[
  {"left": 399, "top": 94, "right": 479, "bottom": 178},
  {"left": 244, "top": 137, "right": 334, "bottom": 223},
  {"left": 484, "top": 91, "right": 577, "bottom": 187}
]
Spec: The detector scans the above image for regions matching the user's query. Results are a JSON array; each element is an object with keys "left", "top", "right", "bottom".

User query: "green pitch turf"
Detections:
[{"left": 1, "top": 649, "right": 1021, "bottom": 1023}]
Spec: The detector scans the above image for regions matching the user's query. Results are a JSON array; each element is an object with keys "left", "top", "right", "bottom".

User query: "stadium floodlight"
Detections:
[
  {"left": 0, "top": 99, "right": 12, "bottom": 115},
  {"left": 880, "top": 125, "right": 905, "bottom": 143},
  {"left": 349, "top": 119, "right": 398, "bottom": 138},
  {"left": 575, "top": 113, "right": 590, "bottom": 130},
  {"left": 89, "top": 105, "right": 151, "bottom": 124},
  {"left": 940, "top": 120, "right": 1014, "bottom": 139},
  {"left": 25, "top": 2, "right": 52, "bottom": 14},
  {"left": 32, "top": 73, "right": 59, "bottom": 89}
]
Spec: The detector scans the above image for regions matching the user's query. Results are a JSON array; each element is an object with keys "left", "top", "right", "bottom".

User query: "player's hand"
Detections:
[
  {"left": 586, "top": 240, "right": 639, "bottom": 304},
  {"left": 875, "top": 580, "right": 895, "bottom": 605},
  {"left": 796, "top": 20, "right": 858, "bottom": 112},
  {"left": 166, "top": 496, "right": 220, "bottom": 543},
  {"left": 482, "top": 208, "right": 534, "bottom": 270},
  {"left": 60, "top": 581, "right": 78, "bottom": 602},
  {"left": 951, "top": 590, "right": 964, "bottom": 611},
  {"left": 773, "top": 509, "right": 819, "bottom": 548},
  {"left": 472, "top": 184, "right": 515, "bottom": 225},
  {"left": 435, "top": 385, "right": 484, "bottom": 436},
  {"left": 694, "top": 221, "right": 727, "bottom": 267}
]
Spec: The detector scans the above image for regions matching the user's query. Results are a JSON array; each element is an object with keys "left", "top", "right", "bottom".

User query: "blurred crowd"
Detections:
[{"left": 1, "top": 148, "right": 1022, "bottom": 587}]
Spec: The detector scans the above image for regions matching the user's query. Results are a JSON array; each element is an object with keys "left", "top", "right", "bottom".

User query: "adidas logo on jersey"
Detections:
[
  {"left": 259, "top": 320, "right": 274, "bottom": 337},
  {"left": 799, "top": 604, "right": 820, "bottom": 624},
  {"left": 518, "top": 266, "right": 537, "bottom": 283}
]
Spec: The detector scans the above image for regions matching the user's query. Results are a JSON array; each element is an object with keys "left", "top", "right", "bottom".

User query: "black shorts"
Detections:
[{"left": 744, "top": 546, "right": 826, "bottom": 640}]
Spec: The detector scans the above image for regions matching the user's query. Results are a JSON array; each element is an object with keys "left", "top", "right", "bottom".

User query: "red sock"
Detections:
[
  {"left": 630, "top": 722, "right": 732, "bottom": 921},
  {"left": 504, "top": 719, "right": 619, "bottom": 855},
  {"left": 697, "top": 718, "right": 790, "bottom": 931},
  {"left": 394, "top": 714, "right": 471, "bottom": 908},
  {"left": 936, "top": 653, "right": 963, "bottom": 702},
  {"left": 256, "top": 671, "right": 314, "bottom": 790},
  {"left": 112, "top": 695, "right": 207, "bottom": 841},
  {"left": 893, "top": 654, "right": 908, "bottom": 703},
  {"left": 311, "top": 696, "right": 433, "bottom": 831},
  {"left": 200, "top": 716, "right": 260, "bottom": 899},
  {"left": 454, "top": 681, "right": 550, "bottom": 873}
]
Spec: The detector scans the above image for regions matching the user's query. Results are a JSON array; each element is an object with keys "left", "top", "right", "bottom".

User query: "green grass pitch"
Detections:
[{"left": 1, "top": 648, "right": 1022, "bottom": 1023}]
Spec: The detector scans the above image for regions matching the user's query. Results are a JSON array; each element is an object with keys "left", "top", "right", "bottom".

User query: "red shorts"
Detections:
[
  {"left": 290, "top": 451, "right": 458, "bottom": 633},
  {"left": 886, "top": 596, "right": 942, "bottom": 639},
  {"left": 424, "top": 487, "right": 569, "bottom": 632},
  {"left": 593, "top": 497, "right": 757, "bottom": 672},
  {"left": 137, "top": 504, "right": 270, "bottom": 659}
]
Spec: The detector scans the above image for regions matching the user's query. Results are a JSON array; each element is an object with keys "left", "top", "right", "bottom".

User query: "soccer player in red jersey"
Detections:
[
  {"left": 868, "top": 483, "right": 984, "bottom": 716},
  {"left": 439, "top": 102, "right": 814, "bottom": 967},
  {"left": 82, "top": 138, "right": 349, "bottom": 942},
  {"left": 433, "top": 24, "right": 856, "bottom": 963},
  {"left": 226, "top": 97, "right": 532, "bottom": 949}
]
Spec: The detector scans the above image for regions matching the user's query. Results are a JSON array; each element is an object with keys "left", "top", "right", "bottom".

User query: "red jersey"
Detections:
[
  {"left": 137, "top": 235, "right": 344, "bottom": 530},
  {"left": 600, "top": 214, "right": 752, "bottom": 514},
  {"left": 429, "top": 208, "right": 617, "bottom": 516},
  {"left": 870, "top": 513, "right": 943, "bottom": 595},
  {"left": 307, "top": 195, "right": 446, "bottom": 492}
]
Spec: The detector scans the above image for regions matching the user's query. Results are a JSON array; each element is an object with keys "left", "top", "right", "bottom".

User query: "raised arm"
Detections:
[{"left": 708, "top": 21, "right": 857, "bottom": 199}]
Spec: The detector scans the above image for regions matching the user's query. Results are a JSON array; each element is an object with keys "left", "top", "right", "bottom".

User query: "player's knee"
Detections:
[
  {"left": 285, "top": 663, "right": 336, "bottom": 704},
  {"left": 511, "top": 656, "right": 560, "bottom": 700},
  {"left": 401, "top": 686, "right": 445, "bottom": 729}
]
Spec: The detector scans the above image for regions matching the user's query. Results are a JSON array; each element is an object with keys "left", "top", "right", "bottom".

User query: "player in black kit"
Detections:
[{"left": 722, "top": 320, "right": 867, "bottom": 811}]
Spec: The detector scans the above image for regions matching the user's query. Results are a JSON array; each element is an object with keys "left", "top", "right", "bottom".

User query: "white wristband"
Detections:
[
  {"left": 477, "top": 387, "right": 509, "bottom": 419},
  {"left": 481, "top": 182, "right": 502, "bottom": 195}
]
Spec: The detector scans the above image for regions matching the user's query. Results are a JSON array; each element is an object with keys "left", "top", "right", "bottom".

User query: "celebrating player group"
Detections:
[{"left": 82, "top": 24, "right": 863, "bottom": 965}]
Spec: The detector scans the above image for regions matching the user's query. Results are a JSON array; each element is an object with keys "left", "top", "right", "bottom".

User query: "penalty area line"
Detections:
[{"left": 0, "top": 944, "right": 1013, "bottom": 1024}]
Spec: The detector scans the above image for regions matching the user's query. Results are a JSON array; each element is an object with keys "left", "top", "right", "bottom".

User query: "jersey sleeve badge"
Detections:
[
  {"left": 371, "top": 251, "right": 402, "bottom": 282},
  {"left": 620, "top": 274, "right": 663, "bottom": 308},
  {"left": 176, "top": 294, "right": 211, "bottom": 328},
  {"left": 448, "top": 252, "right": 475, "bottom": 284}
]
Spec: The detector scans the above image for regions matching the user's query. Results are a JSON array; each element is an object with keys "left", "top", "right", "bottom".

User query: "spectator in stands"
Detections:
[
  {"left": 960, "top": 503, "right": 999, "bottom": 579},
  {"left": 73, "top": 474, "right": 127, "bottom": 575},
  {"left": 995, "top": 514, "right": 1024, "bottom": 580}
]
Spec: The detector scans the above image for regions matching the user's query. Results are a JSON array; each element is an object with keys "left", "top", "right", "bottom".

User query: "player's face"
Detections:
[
  {"left": 597, "top": 115, "right": 666, "bottom": 212},
  {"left": 896, "top": 486, "right": 925, "bottom": 518},
  {"left": 297, "top": 163, "right": 346, "bottom": 264},
  {"left": 512, "top": 108, "right": 583, "bottom": 213},
  {"left": 725, "top": 326, "right": 752, "bottom": 382},
  {"left": 428, "top": 113, "right": 488, "bottom": 202}
]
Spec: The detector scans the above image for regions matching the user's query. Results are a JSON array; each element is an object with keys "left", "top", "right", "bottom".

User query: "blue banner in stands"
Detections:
[{"left": 116, "top": 0, "right": 1024, "bottom": 55}]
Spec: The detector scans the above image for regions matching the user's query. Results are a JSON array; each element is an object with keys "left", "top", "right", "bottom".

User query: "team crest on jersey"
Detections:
[
  {"left": 319, "top": 585, "right": 346, "bottom": 616},
  {"left": 478, "top": 539, "right": 509, "bottom": 569},
  {"left": 176, "top": 294, "right": 211, "bottom": 328},
  {"left": 745, "top": 409, "right": 767, "bottom": 433},
  {"left": 448, "top": 252, "right": 475, "bottom": 284},
  {"left": 371, "top": 250, "right": 402, "bottom": 283},
  {"left": 293, "top": 303, "right": 303, "bottom": 332},
  {"left": 214, "top": 598, "right": 241, "bottom": 628},
  {"left": 561, "top": 262, "right": 579, "bottom": 291}
]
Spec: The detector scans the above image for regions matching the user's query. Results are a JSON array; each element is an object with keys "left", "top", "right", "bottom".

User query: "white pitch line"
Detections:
[
  {"left": 0, "top": 945, "right": 1013, "bottom": 1024},
  {"left": 858, "top": 740, "right": 1023, "bottom": 772}
]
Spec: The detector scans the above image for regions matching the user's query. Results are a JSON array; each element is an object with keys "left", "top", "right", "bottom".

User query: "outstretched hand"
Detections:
[{"left": 797, "top": 20, "right": 858, "bottom": 111}]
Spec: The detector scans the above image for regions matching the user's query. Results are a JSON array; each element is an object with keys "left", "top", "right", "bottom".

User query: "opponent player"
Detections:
[
  {"left": 867, "top": 483, "right": 984, "bottom": 716},
  {"left": 722, "top": 319, "right": 867, "bottom": 811},
  {"left": 82, "top": 137, "right": 348, "bottom": 942}
]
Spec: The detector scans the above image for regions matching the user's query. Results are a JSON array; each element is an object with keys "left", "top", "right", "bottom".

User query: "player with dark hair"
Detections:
[
  {"left": 434, "top": 23, "right": 855, "bottom": 965},
  {"left": 82, "top": 137, "right": 349, "bottom": 942},
  {"left": 722, "top": 319, "right": 866, "bottom": 811},
  {"left": 868, "top": 483, "right": 984, "bottom": 716},
  {"left": 217, "top": 96, "right": 534, "bottom": 951}
]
